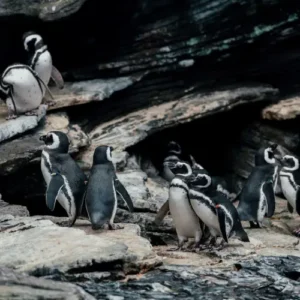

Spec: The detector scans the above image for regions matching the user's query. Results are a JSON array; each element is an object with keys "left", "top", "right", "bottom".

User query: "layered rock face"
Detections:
[{"left": 0, "top": 0, "right": 300, "bottom": 299}]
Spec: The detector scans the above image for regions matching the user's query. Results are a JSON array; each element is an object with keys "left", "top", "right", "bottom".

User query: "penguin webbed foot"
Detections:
[
  {"left": 249, "top": 221, "right": 261, "bottom": 228},
  {"left": 6, "top": 114, "right": 18, "bottom": 120},
  {"left": 60, "top": 219, "right": 76, "bottom": 227},
  {"left": 108, "top": 223, "right": 124, "bottom": 230},
  {"left": 25, "top": 109, "right": 39, "bottom": 116},
  {"left": 45, "top": 100, "right": 55, "bottom": 107},
  {"left": 167, "top": 240, "right": 185, "bottom": 251}
]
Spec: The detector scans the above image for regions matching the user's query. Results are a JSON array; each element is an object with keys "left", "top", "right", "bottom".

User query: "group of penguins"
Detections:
[
  {"left": 0, "top": 32, "right": 64, "bottom": 119},
  {"left": 154, "top": 141, "right": 300, "bottom": 251},
  {"left": 3, "top": 32, "right": 300, "bottom": 250}
]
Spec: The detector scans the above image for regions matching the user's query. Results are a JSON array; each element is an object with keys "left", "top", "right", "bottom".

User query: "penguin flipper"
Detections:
[
  {"left": 114, "top": 177, "right": 134, "bottom": 212},
  {"left": 51, "top": 65, "right": 64, "bottom": 89},
  {"left": 216, "top": 205, "right": 229, "bottom": 243},
  {"left": 154, "top": 199, "right": 170, "bottom": 225},
  {"left": 287, "top": 201, "right": 294, "bottom": 213},
  {"left": 46, "top": 173, "right": 65, "bottom": 211},
  {"left": 263, "top": 181, "right": 276, "bottom": 218}
]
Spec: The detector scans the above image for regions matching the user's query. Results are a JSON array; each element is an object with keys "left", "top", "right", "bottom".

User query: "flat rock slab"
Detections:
[
  {"left": 262, "top": 95, "right": 300, "bottom": 120},
  {"left": 80, "top": 84, "right": 278, "bottom": 166},
  {"left": 0, "top": 267, "right": 95, "bottom": 300},
  {"left": 0, "top": 215, "right": 161, "bottom": 276},
  {"left": 47, "top": 74, "right": 145, "bottom": 111},
  {"left": 0, "top": 0, "right": 88, "bottom": 21},
  {"left": 0, "top": 104, "right": 47, "bottom": 143}
]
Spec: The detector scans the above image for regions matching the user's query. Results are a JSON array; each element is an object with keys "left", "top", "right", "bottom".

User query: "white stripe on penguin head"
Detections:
[
  {"left": 47, "top": 133, "right": 60, "bottom": 150},
  {"left": 264, "top": 147, "right": 275, "bottom": 164},
  {"left": 283, "top": 155, "right": 299, "bottom": 171},
  {"left": 24, "top": 34, "right": 42, "bottom": 51},
  {"left": 106, "top": 146, "right": 112, "bottom": 161}
]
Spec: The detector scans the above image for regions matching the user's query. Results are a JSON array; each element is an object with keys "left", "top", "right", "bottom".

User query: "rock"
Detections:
[
  {"left": 0, "top": 215, "right": 161, "bottom": 276},
  {"left": 0, "top": 199, "right": 29, "bottom": 217},
  {"left": 262, "top": 95, "right": 300, "bottom": 120},
  {"left": 77, "top": 256, "right": 300, "bottom": 299},
  {"left": 231, "top": 120, "right": 300, "bottom": 183},
  {"left": 0, "top": 0, "right": 88, "bottom": 21},
  {"left": 0, "top": 267, "right": 95, "bottom": 300},
  {"left": 0, "top": 104, "right": 47, "bottom": 143},
  {"left": 0, "top": 111, "right": 88, "bottom": 176},
  {"left": 79, "top": 84, "right": 278, "bottom": 167},
  {"left": 46, "top": 74, "right": 146, "bottom": 111}
]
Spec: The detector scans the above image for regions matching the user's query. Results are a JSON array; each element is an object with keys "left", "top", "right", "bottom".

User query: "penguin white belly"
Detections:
[
  {"left": 3, "top": 68, "right": 42, "bottom": 113},
  {"left": 34, "top": 51, "right": 52, "bottom": 89},
  {"left": 169, "top": 186, "right": 200, "bottom": 238},
  {"left": 257, "top": 185, "right": 267, "bottom": 222},
  {"left": 190, "top": 199, "right": 220, "bottom": 233},
  {"left": 280, "top": 175, "right": 297, "bottom": 209},
  {"left": 41, "top": 152, "right": 52, "bottom": 185}
]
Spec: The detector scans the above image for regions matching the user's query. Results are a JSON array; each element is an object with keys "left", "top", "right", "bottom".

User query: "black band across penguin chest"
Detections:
[{"left": 189, "top": 191, "right": 217, "bottom": 215}]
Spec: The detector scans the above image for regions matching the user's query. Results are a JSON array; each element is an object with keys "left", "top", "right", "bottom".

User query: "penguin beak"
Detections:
[{"left": 39, "top": 135, "right": 47, "bottom": 142}]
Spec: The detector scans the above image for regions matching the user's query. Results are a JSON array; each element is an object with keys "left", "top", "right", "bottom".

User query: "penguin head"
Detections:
[
  {"left": 93, "top": 145, "right": 114, "bottom": 165},
  {"left": 188, "top": 172, "right": 211, "bottom": 189},
  {"left": 23, "top": 31, "right": 44, "bottom": 52},
  {"left": 255, "top": 144, "right": 278, "bottom": 166},
  {"left": 39, "top": 131, "right": 70, "bottom": 153},
  {"left": 167, "top": 141, "right": 181, "bottom": 155},
  {"left": 165, "top": 161, "right": 192, "bottom": 176},
  {"left": 282, "top": 155, "right": 299, "bottom": 171}
]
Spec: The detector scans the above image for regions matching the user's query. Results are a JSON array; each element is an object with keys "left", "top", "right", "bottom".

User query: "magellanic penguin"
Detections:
[
  {"left": 279, "top": 154, "right": 300, "bottom": 237},
  {"left": 236, "top": 144, "right": 280, "bottom": 228},
  {"left": 40, "top": 131, "right": 87, "bottom": 226},
  {"left": 23, "top": 31, "right": 64, "bottom": 95},
  {"left": 188, "top": 172, "right": 249, "bottom": 249},
  {"left": 0, "top": 64, "right": 54, "bottom": 119},
  {"left": 162, "top": 141, "right": 184, "bottom": 182},
  {"left": 167, "top": 161, "right": 204, "bottom": 251},
  {"left": 83, "top": 145, "right": 134, "bottom": 230}
]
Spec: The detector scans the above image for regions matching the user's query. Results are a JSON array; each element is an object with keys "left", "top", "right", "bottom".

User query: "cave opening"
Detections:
[{"left": 127, "top": 101, "right": 274, "bottom": 192}]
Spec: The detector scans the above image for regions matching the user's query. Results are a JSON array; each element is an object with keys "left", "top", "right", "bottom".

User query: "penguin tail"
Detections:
[{"left": 236, "top": 229, "right": 250, "bottom": 242}]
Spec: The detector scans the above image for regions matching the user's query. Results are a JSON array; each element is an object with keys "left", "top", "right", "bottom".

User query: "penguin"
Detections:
[
  {"left": 236, "top": 144, "right": 280, "bottom": 228},
  {"left": 279, "top": 154, "right": 300, "bottom": 237},
  {"left": 155, "top": 155, "right": 235, "bottom": 225},
  {"left": 188, "top": 172, "right": 250, "bottom": 249},
  {"left": 23, "top": 31, "right": 64, "bottom": 94},
  {"left": 155, "top": 157, "right": 195, "bottom": 225},
  {"left": 83, "top": 145, "right": 134, "bottom": 230},
  {"left": 167, "top": 161, "right": 203, "bottom": 251},
  {"left": 161, "top": 141, "right": 184, "bottom": 182},
  {"left": 39, "top": 131, "right": 87, "bottom": 226},
  {"left": 0, "top": 64, "right": 53, "bottom": 119}
]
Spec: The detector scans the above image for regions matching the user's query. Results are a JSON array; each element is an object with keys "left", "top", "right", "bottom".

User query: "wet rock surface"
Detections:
[
  {"left": 78, "top": 256, "right": 300, "bottom": 300},
  {"left": 0, "top": 267, "right": 95, "bottom": 300}
]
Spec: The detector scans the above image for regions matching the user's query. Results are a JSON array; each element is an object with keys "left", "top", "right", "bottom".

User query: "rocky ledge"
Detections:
[{"left": 0, "top": 214, "right": 161, "bottom": 277}]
